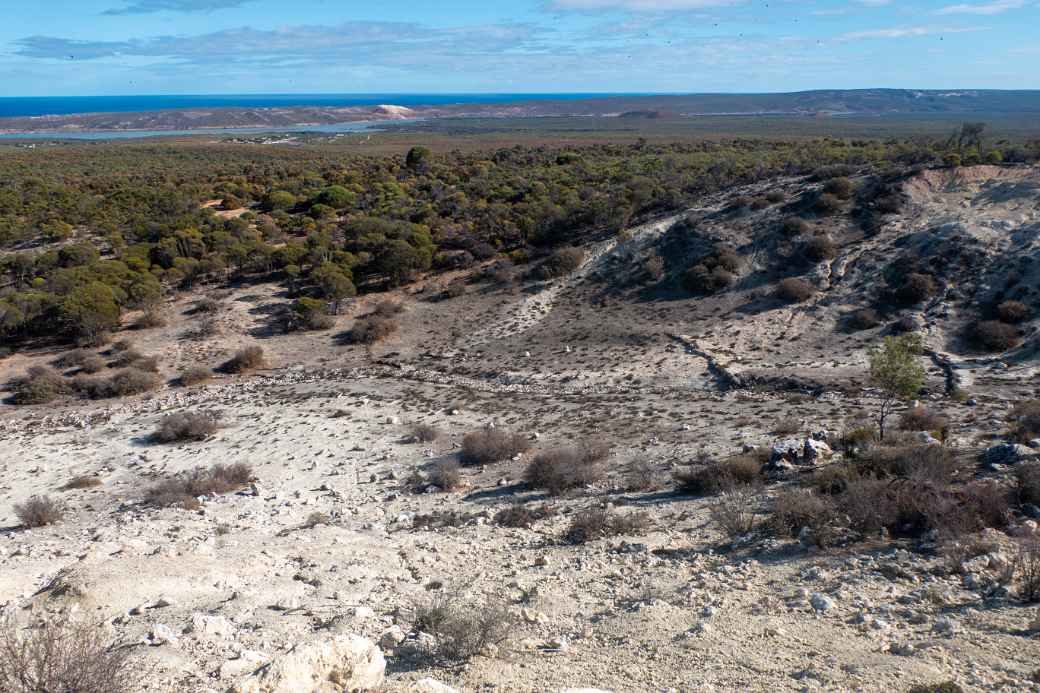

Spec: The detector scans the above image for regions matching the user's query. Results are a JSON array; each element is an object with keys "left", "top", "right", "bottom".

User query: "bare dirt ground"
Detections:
[{"left": 2, "top": 167, "right": 1040, "bottom": 692}]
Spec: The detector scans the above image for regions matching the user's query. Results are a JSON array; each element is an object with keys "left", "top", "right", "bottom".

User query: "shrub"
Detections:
[
  {"left": 709, "top": 489, "right": 757, "bottom": 538},
  {"left": 823, "top": 177, "right": 854, "bottom": 200},
  {"left": 674, "top": 455, "right": 761, "bottom": 496},
  {"left": 78, "top": 355, "right": 106, "bottom": 374},
  {"left": 564, "top": 508, "right": 652, "bottom": 544},
  {"left": 0, "top": 613, "right": 136, "bottom": 693},
  {"left": 75, "top": 368, "right": 161, "bottom": 399},
  {"left": 1009, "top": 401, "right": 1040, "bottom": 443},
  {"left": 894, "top": 273, "right": 938, "bottom": 305},
  {"left": 110, "top": 349, "right": 159, "bottom": 372},
  {"left": 350, "top": 316, "right": 398, "bottom": 344},
  {"left": 1016, "top": 463, "right": 1040, "bottom": 506},
  {"left": 898, "top": 407, "right": 948, "bottom": 434},
  {"left": 814, "top": 192, "right": 842, "bottom": 215},
  {"left": 14, "top": 495, "right": 64, "bottom": 528},
  {"left": 775, "top": 277, "right": 814, "bottom": 303},
  {"left": 145, "top": 463, "right": 253, "bottom": 509},
  {"left": 997, "top": 300, "right": 1032, "bottom": 324},
  {"left": 847, "top": 308, "right": 881, "bottom": 331},
  {"left": 875, "top": 194, "right": 903, "bottom": 214},
  {"left": 413, "top": 594, "right": 513, "bottom": 662},
  {"left": 429, "top": 460, "right": 462, "bottom": 491},
  {"left": 1015, "top": 538, "right": 1040, "bottom": 603},
  {"left": 538, "top": 247, "right": 585, "bottom": 279},
  {"left": 803, "top": 234, "right": 836, "bottom": 262},
  {"left": 222, "top": 345, "right": 266, "bottom": 373},
  {"left": 409, "top": 423, "right": 442, "bottom": 443},
  {"left": 771, "top": 488, "right": 840, "bottom": 546},
  {"left": 371, "top": 300, "right": 404, "bottom": 318},
  {"left": 858, "top": 444, "right": 956, "bottom": 484},
  {"left": 53, "top": 349, "right": 93, "bottom": 369},
  {"left": 524, "top": 443, "right": 609, "bottom": 495},
  {"left": 151, "top": 412, "right": 219, "bottom": 443},
  {"left": 61, "top": 475, "right": 102, "bottom": 491},
  {"left": 134, "top": 309, "right": 167, "bottom": 329},
  {"left": 644, "top": 255, "right": 665, "bottom": 281},
  {"left": 289, "top": 298, "right": 334, "bottom": 331},
  {"left": 781, "top": 217, "right": 810, "bottom": 236},
  {"left": 193, "top": 297, "right": 221, "bottom": 314},
  {"left": 9, "top": 366, "right": 70, "bottom": 405},
  {"left": 971, "top": 320, "right": 1020, "bottom": 352},
  {"left": 179, "top": 366, "right": 212, "bottom": 386},
  {"left": 494, "top": 503, "right": 555, "bottom": 528},
  {"left": 459, "top": 428, "right": 530, "bottom": 466},
  {"left": 766, "top": 190, "right": 786, "bottom": 203},
  {"left": 749, "top": 196, "right": 770, "bottom": 210}
]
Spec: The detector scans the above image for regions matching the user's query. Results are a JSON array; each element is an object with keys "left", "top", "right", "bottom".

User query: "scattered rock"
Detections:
[{"left": 228, "top": 634, "right": 385, "bottom": 693}]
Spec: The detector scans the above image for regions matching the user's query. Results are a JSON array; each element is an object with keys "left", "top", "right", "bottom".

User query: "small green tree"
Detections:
[
  {"left": 868, "top": 333, "right": 926, "bottom": 440},
  {"left": 405, "top": 146, "right": 431, "bottom": 172},
  {"left": 311, "top": 263, "right": 356, "bottom": 313},
  {"left": 60, "top": 282, "right": 121, "bottom": 346}
]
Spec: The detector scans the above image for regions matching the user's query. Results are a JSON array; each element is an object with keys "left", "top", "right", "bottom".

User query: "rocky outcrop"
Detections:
[{"left": 228, "top": 634, "right": 384, "bottom": 693}]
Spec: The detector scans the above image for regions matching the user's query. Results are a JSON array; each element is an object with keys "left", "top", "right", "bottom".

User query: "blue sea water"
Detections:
[{"left": 0, "top": 93, "right": 646, "bottom": 119}]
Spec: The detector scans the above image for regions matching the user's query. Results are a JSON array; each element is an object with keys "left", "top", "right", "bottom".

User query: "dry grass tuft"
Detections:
[
  {"left": 221, "top": 345, "right": 266, "bottom": 373},
  {"left": 524, "top": 442, "right": 608, "bottom": 495},
  {"left": 564, "top": 508, "right": 652, "bottom": 544},
  {"left": 145, "top": 463, "right": 252, "bottom": 509},
  {"left": 150, "top": 412, "right": 220, "bottom": 443},
  {"left": 459, "top": 427, "right": 530, "bottom": 466},
  {"left": 0, "top": 613, "right": 137, "bottom": 693},
  {"left": 14, "top": 495, "right": 64, "bottom": 528}
]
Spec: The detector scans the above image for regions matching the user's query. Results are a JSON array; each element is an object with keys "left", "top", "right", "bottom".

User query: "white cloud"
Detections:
[
  {"left": 936, "top": 0, "right": 1024, "bottom": 14},
  {"left": 837, "top": 25, "right": 979, "bottom": 40}
]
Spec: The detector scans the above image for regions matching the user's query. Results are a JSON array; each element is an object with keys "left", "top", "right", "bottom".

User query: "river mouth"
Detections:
[{"left": 0, "top": 118, "right": 420, "bottom": 141}]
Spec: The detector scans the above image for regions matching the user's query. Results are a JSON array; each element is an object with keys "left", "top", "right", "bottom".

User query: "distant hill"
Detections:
[{"left": 2, "top": 89, "right": 1039, "bottom": 134}]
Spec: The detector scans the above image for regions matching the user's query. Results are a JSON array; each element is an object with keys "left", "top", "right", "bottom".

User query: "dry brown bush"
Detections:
[
  {"left": 814, "top": 192, "right": 843, "bottom": 215},
  {"left": 134, "top": 309, "right": 167, "bottom": 329},
  {"left": 524, "top": 442, "right": 608, "bottom": 495},
  {"left": 221, "top": 345, "right": 266, "bottom": 373},
  {"left": 371, "top": 300, "right": 404, "bottom": 317},
  {"left": 803, "top": 234, "right": 837, "bottom": 262},
  {"left": 898, "top": 407, "right": 948, "bottom": 433},
  {"left": 151, "top": 412, "right": 219, "bottom": 443},
  {"left": 971, "top": 320, "right": 1020, "bottom": 352},
  {"left": 179, "top": 366, "right": 212, "bottom": 386},
  {"left": 429, "top": 460, "right": 462, "bottom": 491},
  {"left": 894, "top": 273, "right": 938, "bottom": 305},
  {"left": 775, "top": 277, "right": 814, "bottom": 303},
  {"left": 78, "top": 355, "right": 106, "bottom": 374},
  {"left": 350, "top": 316, "right": 398, "bottom": 344},
  {"left": 9, "top": 366, "right": 71, "bottom": 405},
  {"left": 53, "top": 349, "right": 93, "bottom": 369},
  {"left": 74, "top": 368, "right": 161, "bottom": 399},
  {"left": 674, "top": 455, "right": 761, "bottom": 496},
  {"left": 145, "top": 463, "right": 252, "bottom": 509},
  {"left": 14, "top": 495, "right": 64, "bottom": 528},
  {"left": 0, "top": 613, "right": 137, "bottom": 693},
  {"left": 997, "top": 300, "right": 1032, "bottom": 324},
  {"left": 537, "top": 246, "right": 585, "bottom": 279},
  {"left": 857, "top": 444, "right": 956, "bottom": 485},
  {"left": 413, "top": 594, "right": 513, "bottom": 662},
  {"left": 847, "top": 308, "right": 881, "bottom": 331},
  {"left": 1016, "top": 462, "right": 1040, "bottom": 506},
  {"left": 771, "top": 488, "right": 841, "bottom": 546},
  {"left": 459, "top": 428, "right": 530, "bottom": 466},
  {"left": 494, "top": 503, "right": 555, "bottom": 528},
  {"left": 193, "top": 297, "right": 221, "bottom": 313},
  {"left": 564, "top": 508, "right": 652, "bottom": 544},
  {"left": 1014, "top": 538, "right": 1040, "bottom": 603},
  {"left": 709, "top": 489, "right": 757, "bottom": 538},
  {"left": 409, "top": 423, "right": 442, "bottom": 443},
  {"left": 60, "top": 475, "right": 102, "bottom": 491},
  {"left": 1009, "top": 400, "right": 1040, "bottom": 443},
  {"left": 823, "top": 176, "right": 854, "bottom": 200},
  {"left": 781, "top": 217, "right": 810, "bottom": 236}
]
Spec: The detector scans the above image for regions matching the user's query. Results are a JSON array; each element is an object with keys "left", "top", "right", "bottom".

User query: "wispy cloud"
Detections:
[
  {"left": 936, "top": 0, "right": 1024, "bottom": 14},
  {"left": 837, "top": 25, "right": 979, "bottom": 40},
  {"left": 102, "top": 0, "right": 253, "bottom": 15}
]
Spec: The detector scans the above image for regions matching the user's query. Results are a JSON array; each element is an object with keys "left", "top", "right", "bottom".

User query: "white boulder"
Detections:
[{"left": 228, "top": 634, "right": 385, "bottom": 693}]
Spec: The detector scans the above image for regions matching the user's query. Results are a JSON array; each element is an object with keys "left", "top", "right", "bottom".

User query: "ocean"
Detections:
[{"left": 0, "top": 93, "right": 646, "bottom": 119}]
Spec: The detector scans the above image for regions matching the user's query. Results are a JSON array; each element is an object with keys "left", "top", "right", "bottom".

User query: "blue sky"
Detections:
[{"left": 2, "top": 0, "right": 1037, "bottom": 95}]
